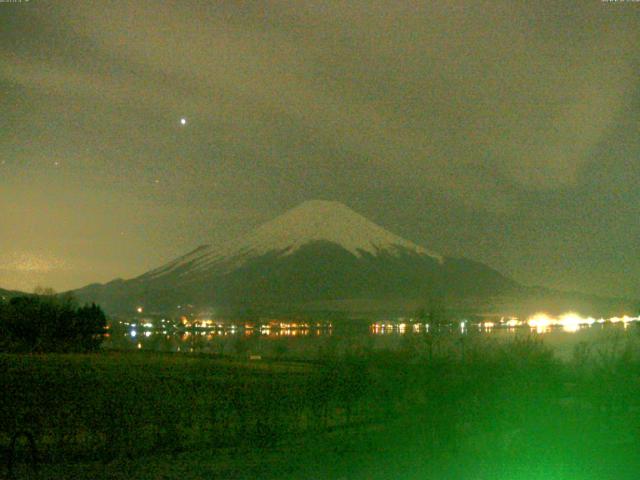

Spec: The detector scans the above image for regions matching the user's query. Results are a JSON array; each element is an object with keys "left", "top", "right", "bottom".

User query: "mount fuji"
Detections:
[{"left": 73, "top": 200, "right": 520, "bottom": 314}]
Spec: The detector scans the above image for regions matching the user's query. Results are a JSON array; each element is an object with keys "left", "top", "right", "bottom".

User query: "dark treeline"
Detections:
[{"left": 0, "top": 294, "right": 107, "bottom": 353}]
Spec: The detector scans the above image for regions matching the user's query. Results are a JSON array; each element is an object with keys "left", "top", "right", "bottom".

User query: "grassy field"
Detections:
[{"left": 2, "top": 334, "right": 640, "bottom": 479}]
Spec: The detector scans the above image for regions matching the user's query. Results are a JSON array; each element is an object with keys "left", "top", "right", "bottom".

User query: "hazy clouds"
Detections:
[{"left": 1, "top": 1, "right": 639, "bottom": 296}]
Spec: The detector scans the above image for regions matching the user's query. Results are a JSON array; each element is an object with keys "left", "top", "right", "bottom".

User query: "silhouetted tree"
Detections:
[
  {"left": 419, "top": 294, "right": 449, "bottom": 360},
  {"left": 0, "top": 294, "right": 107, "bottom": 352}
]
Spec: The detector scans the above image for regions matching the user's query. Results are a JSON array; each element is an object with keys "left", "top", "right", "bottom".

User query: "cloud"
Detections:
[
  {"left": 3, "top": 0, "right": 635, "bottom": 208},
  {"left": 0, "top": 251, "right": 65, "bottom": 273},
  {"left": 1, "top": 0, "right": 639, "bottom": 295}
]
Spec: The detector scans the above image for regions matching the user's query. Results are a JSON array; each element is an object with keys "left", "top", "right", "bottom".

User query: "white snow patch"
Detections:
[{"left": 147, "top": 200, "right": 442, "bottom": 278}]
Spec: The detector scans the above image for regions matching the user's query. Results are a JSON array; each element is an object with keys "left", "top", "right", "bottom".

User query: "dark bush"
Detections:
[{"left": 0, "top": 295, "right": 107, "bottom": 353}]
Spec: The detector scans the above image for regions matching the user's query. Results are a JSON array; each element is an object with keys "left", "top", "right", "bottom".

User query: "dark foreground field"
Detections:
[{"left": 2, "top": 334, "right": 640, "bottom": 479}]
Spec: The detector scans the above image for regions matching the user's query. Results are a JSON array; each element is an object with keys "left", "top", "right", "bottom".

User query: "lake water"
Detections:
[{"left": 103, "top": 320, "right": 640, "bottom": 361}]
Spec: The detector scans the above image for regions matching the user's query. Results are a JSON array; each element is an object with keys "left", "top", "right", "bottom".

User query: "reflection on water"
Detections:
[{"left": 103, "top": 313, "right": 640, "bottom": 360}]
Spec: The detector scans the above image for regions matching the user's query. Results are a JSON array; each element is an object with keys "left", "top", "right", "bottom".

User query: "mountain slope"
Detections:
[
  {"left": 73, "top": 200, "right": 519, "bottom": 314},
  {"left": 143, "top": 200, "right": 442, "bottom": 280},
  {"left": 0, "top": 288, "right": 27, "bottom": 301}
]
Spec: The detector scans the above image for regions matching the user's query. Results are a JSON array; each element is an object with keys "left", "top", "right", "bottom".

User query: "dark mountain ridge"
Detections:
[{"left": 70, "top": 201, "right": 634, "bottom": 317}]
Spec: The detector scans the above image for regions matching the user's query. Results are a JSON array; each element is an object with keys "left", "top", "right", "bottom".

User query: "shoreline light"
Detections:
[{"left": 528, "top": 313, "right": 554, "bottom": 333}]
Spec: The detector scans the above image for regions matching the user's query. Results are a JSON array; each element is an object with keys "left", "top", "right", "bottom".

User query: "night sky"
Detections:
[{"left": 1, "top": 1, "right": 639, "bottom": 298}]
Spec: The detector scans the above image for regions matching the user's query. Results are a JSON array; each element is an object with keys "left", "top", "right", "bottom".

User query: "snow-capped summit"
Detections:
[
  {"left": 241, "top": 200, "right": 440, "bottom": 259},
  {"left": 145, "top": 200, "right": 441, "bottom": 279},
  {"left": 73, "top": 200, "right": 519, "bottom": 314}
]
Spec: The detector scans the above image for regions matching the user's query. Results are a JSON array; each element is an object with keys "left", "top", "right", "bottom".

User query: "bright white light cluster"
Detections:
[{"left": 526, "top": 312, "right": 640, "bottom": 333}]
